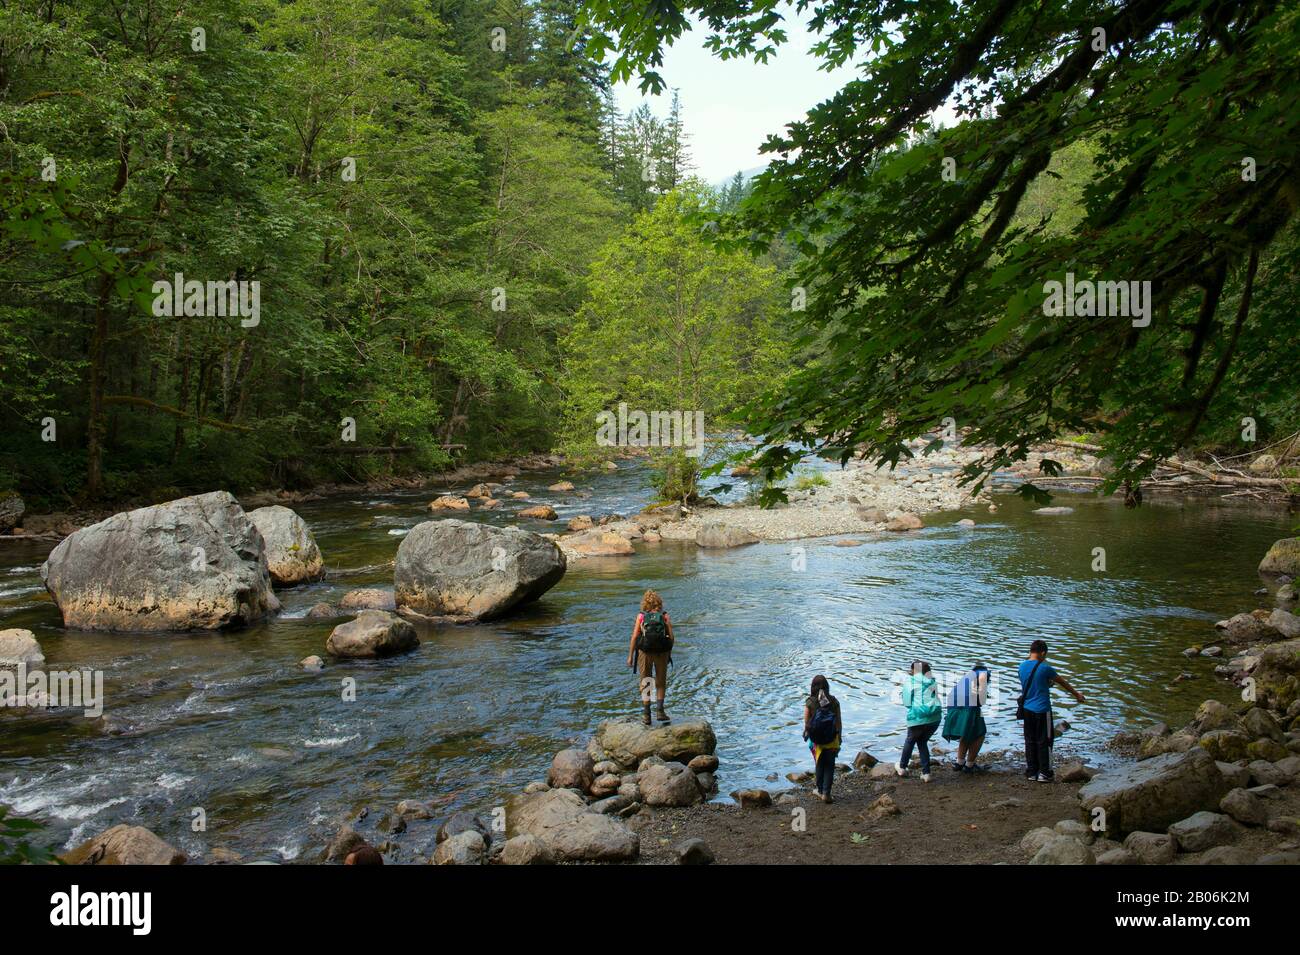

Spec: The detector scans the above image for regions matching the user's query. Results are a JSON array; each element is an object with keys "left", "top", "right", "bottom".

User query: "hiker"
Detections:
[
  {"left": 1017, "top": 639, "right": 1086, "bottom": 782},
  {"left": 942, "top": 663, "right": 989, "bottom": 773},
  {"left": 896, "top": 661, "right": 941, "bottom": 782},
  {"left": 627, "top": 589, "right": 674, "bottom": 725},
  {"left": 802, "top": 674, "right": 842, "bottom": 803}
]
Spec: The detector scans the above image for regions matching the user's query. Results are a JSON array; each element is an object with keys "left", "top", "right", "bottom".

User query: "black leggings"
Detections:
[
  {"left": 815, "top": 748, "right": 837, "bottom": 795},
  {"left": 900, "top": 722, "right": 938, "bottom": 774}
]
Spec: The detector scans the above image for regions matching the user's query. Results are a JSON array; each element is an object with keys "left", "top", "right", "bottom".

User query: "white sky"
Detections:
[
  {"left": 611, "top": 9, "right": 958, "bottom": 184},
  {"left": 612, "top": 12, "right": 856, "bottom": 183}
]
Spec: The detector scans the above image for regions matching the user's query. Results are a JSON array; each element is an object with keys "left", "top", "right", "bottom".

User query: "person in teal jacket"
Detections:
[{"left": 896, "top": 660, "right": 942, "bottom": 782}]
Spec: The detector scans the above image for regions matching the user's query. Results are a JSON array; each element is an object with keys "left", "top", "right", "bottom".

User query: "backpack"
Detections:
[
  {"left": 638, "top": 611, "right": 671, "bottom": 653},
  {"left": 809, "top": 699, "right": 838, "bottom": 745}
]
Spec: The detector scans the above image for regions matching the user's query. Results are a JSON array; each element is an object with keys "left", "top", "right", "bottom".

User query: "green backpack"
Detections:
[{"left": 638, "top": 611, "right": 672, "bottom": 653}]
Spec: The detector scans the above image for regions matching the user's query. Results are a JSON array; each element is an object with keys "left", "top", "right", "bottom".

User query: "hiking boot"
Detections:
[
  {"left": 641, "top": 703, "right": 652, "bottom": 726},
  {"left": 654, "top": 703, "right": 670, "bottom": 724}
]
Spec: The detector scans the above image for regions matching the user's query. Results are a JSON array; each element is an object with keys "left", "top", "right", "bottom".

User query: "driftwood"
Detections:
[{"left": 1040, "top": 439, "right": 1295, "bottom": 493}]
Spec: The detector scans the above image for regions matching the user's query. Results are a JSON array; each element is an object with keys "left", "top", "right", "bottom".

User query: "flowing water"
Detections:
[{"left": 0, "top": 462, "right": 1289, "bottom": 861}]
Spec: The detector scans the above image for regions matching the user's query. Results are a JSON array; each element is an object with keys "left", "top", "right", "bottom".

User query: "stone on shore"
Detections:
[
  {"left": 40, "top": 491, "right": 278, "bottom": 632},
  {"left": 499, "top": 834, "right": 555, "bottom": 865},
  {"left": 696, "top": 523, "right": 759, "bottom": 548},
  {"left": 1078, "top": 748, "right": 1232, "bottom": 837},
  {"left": 247, "top": 505, "right": 324, "bottom": 586},
  {"left": 1123, "top": 831, "right": 1176, "bottom": 864},
  {"left": 731, "top": 788, "right": 773, "bottom": 809},
  {"left": 547, "top": 749, "right": 596, "bottom": 793},
  {"left": 1029, "top": 836, "right": 1095, "bottom": 865},
  {"left": 688, "top": 754, "right": 719, "bottom": 773},
  {"left": 885, "top": 513, "right": 923, "bottom": 531},
  {"left": 61, "top": 824, "right": 186, "bottom": 865},
  {"left": 394, "top": 519, "right": 565, "bottom": 620},
  {"left": 674, "top": 837, "right": 715, "bottom": 865},
  {"left": 853, "top": 750, "right": 879, "bottom": 772},
  {"left": 306, "top": 602, "right": 343, "bottom": 619},
  {"left": 641, "top": 763, "right": 704, "bottom": 806},
  {"left": 1168, "top": 811, "right": 1239, "bottom": 852},
  {"left": 588, "top": 718, "right": 717, "bottom": 769},
  {"left": 435, "top": 811, "right": 490, "bottom": 844},
  {"left": 0, "top": 628, "right": 43, "bottom": 668},
  {"left": 1219, "top": 788, "right": 1268, "bottom": 826},
  {"left": 1259, "top": 538, "right": 1300, "bottom": 577},
  {"left": 325, "top": 610, "right": 419, "bottom": 658},
  {"left": 431, "top": 830, "right": 485, "bottom": 865},
  {"left": 1249, "top": 638, "right": 1300, "bottom": 710},
  {"left": 503, "top": 789, "right": 638, "bottom": 862}
]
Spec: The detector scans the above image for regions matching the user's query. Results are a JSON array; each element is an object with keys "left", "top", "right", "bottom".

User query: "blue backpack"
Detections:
[{"left": 810, "top": 702, "right": 837, "bottom": 745}]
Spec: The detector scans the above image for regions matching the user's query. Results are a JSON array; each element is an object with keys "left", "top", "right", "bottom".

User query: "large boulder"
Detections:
[
  {"left": 1260, "top": 538, "right": 1300, "bottom": 577},
  {"left": 588, "top": 718, "right": 717, "bottom": 770},
  {"left": 503, "top": 789, "right": 638, "bottom": 862},
  {"left": 61, "top": 824, "right": 186, "bottom": 865},
  {"left": 394, "top": 519, "right": 565, "bottom": 621},
  {"left": 40, "top": 491, "right": 277, "bottom": 631},
  {"left": 247, "top": 505, "right": 324, "bottom": 586},
  {"left": 246, "top": 504, "right": 323, "bottom": 587},
  {"left": 0, "top": 628, "right": 43, "bottom": 668},
  {"left": 695, "top": 524, "right": 759, "bottom": 548},
  {"left": 639, "top": 762, "right": 704, "bottom": 807},
  {"left": 325, "top": 610, "right": 419, "bottom": 658},
  {"left": 1078, "top": 748, "right": 1232, "bottom": 838},
  {"left": 1250, "top": 638, "right": 1300, "bottom": 711}
]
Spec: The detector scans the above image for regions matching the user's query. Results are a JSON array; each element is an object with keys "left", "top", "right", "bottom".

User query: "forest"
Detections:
[{"left": 2, "top": 0, "right": 1297, "bottom": 512}]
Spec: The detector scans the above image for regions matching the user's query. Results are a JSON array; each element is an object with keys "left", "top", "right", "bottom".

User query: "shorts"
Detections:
[{"left": 638, "top": 651, "right": 670, "bottom": 698}]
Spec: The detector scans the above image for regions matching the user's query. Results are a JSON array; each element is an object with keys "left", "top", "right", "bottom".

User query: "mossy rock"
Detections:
[{"left": 1259, "top": 538, "right": 1300, "bottom": 577}]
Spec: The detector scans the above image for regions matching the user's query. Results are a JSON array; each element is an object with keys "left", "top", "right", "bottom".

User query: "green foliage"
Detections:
[
  {"left": 0, "top": 804, "right": 60, "bottom": 865},
  {"left": 583, "top": 1, "right": 1300, "bottom": 501},
  {"left": 0, "top": 0, "right": 616, "bottom": 506}
]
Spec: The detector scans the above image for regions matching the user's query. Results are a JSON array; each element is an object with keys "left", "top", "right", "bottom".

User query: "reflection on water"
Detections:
[{"left": 0, "top": 463, "right": 1288, "bottom": 861}]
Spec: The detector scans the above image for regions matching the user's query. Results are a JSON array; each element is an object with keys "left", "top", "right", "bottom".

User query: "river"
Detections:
[{"left": 0, "top": 461, "right": 1288, "bottom": 861}]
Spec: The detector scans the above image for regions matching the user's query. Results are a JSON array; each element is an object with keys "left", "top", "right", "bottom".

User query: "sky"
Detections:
[{"left": 610, "top": 10, "right": 858, "bottom": 184}]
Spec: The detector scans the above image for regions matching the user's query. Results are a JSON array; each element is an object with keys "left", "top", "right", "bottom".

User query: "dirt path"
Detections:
[{"left": 632, "top": 766, "right": 1079, "bottom": 864}]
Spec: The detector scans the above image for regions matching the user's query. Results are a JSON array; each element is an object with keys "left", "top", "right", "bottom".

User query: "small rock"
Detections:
[
  {"left": 731, "top": 788, "right": 773, "bottom": 809},
  {"left": 1168, "top": 811, "right": 1239, "bottom": 852},
  {"left": 431, "top": 830, "right": 485, "bottom": 865},
  {"left": 674, "top": 837, "right": 715, "bottom": 865},
  {"left": 1029, "top": 836, "right": 1095, "bottom": 865},
  {"left": 865, "top": 794, "right": 901, "bottom": 819},
  {"left": 688, "top": 754, "right": 719, "bottom": 773},
  {"left": 1124, "top": 831, "right": 1176, "bottom": 864}
]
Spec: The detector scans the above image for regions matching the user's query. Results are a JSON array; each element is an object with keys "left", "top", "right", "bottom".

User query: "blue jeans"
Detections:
[{"left": 900, "top": 722, "right": 938, "bottom": 774}]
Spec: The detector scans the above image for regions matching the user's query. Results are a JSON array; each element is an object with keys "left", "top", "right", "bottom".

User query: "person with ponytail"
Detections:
[
  {"left": 896, "top": 661, "right": 942, "bottom": 782},
  {"left": 802, "top": 674, "right": 843, "bottom": 803},
  {"left": 942, "top": 662, "right": 990, "bottom": 773}
]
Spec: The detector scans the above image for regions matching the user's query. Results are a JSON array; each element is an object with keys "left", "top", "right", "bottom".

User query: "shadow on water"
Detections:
[{"left": 0, "top": 463, "right": 1289, "bottom": 860}]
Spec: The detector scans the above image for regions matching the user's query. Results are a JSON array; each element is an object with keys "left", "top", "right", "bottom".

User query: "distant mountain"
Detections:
[{"left": 711, "top": 165, "right": 767, "bottom": 190}]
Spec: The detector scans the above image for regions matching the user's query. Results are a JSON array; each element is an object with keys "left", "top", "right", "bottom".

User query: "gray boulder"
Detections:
[
  {"left": 247, "top": 505, "right": 324, "bottom": 586},
  {"left": 1078, "top": 748, "right": 1232, "bottom": 837},
  {"left": 639, "top": 763, "right": 703, "bottom": 807},
  {"left": 1029, "top": 836, "right": 1095, "bottom": 865},
  {"left": 0, "top": 628, "right": 43, "bottom": 668},
  {"left": 588, "top": 718, "right": 717, "bottom": 769},
  {"left": 695, "top": 523, "right": 759, "bottom": 548},
  {"left": 1168, "top": 811, "right": 1239, "bottom": 852},
  {"left": 499, "top": 834, "right": 554, "bottom": 865},
  {"left": 1123, "top": 831, "right": 1175, "bottom": 864},
  {"left": 61, "top": 824, "right": 186, "bottom": 865},
  {"left": 395, "top": 519, "right": 565, "bottom": 620},
  {"left": 674, "top": 837, "right": 714, "bottom": 865},
  {"left": 503, "top": 789, "right": 638, "bottom": 862},
  {"left": 1259, "top": 538, "right": 1300, "bottom": 577},
  {"left": 325, "top": 610, "right": 419, "bottom": 658},
  {"left": 431, "top": 830, "right": 485, "bottom": 865},
  {"left": 40, "top": 491, "right": 277, "bottom": 631},
  {"left": 1219, "top": 788, "right": 1267, "bottom": 826}
]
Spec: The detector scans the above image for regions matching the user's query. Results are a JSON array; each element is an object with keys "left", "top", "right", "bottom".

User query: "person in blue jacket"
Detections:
[
  {"left": 896, "top": 661, "right": 942, "bottom": 782},
  {"left": 1019, "top": 640, "right": 1085, "bottom": 782}
]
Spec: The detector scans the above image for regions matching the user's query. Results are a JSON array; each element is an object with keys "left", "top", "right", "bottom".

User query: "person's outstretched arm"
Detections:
[{"left": 1053, "top": 674, "right": 1086, "bottom": 704}]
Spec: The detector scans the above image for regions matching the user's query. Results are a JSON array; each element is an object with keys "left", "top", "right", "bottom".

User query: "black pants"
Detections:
[
  {"left": 815, "top": 748, "right": 837, "bottom": 795},
  {"left": 900, "top": 722, "right": 938, "bottom": 774},
  {"left": 1023, "top": 709, "right": 1054, "bottom": 778}
]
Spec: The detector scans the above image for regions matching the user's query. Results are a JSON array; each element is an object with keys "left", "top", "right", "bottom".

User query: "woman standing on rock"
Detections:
[
  {"left": 942, "top": 663, "right": 989, "bottom": 773},
  {"left": 803, "top": 675, "right": 842, "bottom": 803},
  {"left": 628, "top": 589, "right": 674, "bottom": 725},
  {"left": 896, "top": 661, "right": 942, "bottom": 782}
]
